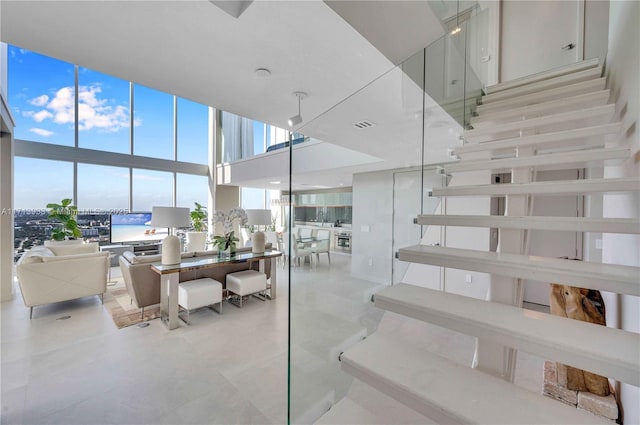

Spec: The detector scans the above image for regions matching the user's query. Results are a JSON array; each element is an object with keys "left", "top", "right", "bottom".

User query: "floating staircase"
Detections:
[{"left": 315, "top": 59, "right": 640, "bottom": 424}]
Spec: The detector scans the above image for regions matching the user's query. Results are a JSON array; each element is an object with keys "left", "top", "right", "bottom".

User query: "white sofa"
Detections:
[{"left": 16, "top": 241, "right": 109, "bottom": 318}]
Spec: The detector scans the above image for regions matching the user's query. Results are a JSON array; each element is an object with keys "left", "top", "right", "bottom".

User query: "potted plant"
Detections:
[
  {"left": 212, "top": 208, "right": 248, "bottom": 255},
  {"left": 212, "top": 231, "right": 239, "bottom": 256},
  {"left": 46, "top": 198, "right": 82, "bottom": 241},
  {"left": 186, "top": 202, "right": 208, "bottom": 252}
]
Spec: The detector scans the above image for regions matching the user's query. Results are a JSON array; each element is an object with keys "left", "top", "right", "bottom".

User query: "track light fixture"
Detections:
[{"left": 288, "top": 91, "right": 307, "bottom": 127}]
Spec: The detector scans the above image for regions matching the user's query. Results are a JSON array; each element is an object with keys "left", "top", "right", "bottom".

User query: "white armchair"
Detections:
[
  {"left": 16, "top": 242, "right": 109, "bottom": 318},
  {"left": 282, "top": 232, "right": 314, "bottom": 269}
]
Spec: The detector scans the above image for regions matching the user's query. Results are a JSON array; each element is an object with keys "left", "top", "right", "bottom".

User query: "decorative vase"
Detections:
[{"left": 252, "top": 231, "right": 265, "bottom": 254}]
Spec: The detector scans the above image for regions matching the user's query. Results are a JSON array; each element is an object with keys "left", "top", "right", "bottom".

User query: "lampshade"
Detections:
[
  {"left": 245, "top": 209, "right": 272, "bottom": 226},
  {"left": 151, "top": 207, "right": 191, "bottom": 265},
  {"left": 151, "top": 207, "right": 190, "bottom": 228}
]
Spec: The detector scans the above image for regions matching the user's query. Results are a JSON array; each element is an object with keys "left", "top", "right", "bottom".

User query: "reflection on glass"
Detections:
[
  {"left": 8, "top": 46, "right": 75, "bottom": 146},
  {"left": 177, "top": 98, "right": 209, "bottom": 164},
  {"left": 176, "top": 173, "right": 208, "bottom": 209},
  {"left": 78, "top": 68, "right": 130, "bottom": 153},
  {"left": 77, "top": 164, "right": 129, "bottom": 211},
  {"left": 132, "top": 169, "right": 173, "bottom": 211},
  {"left": 133, "top": 84, "right": 174, "bottom": 160}
]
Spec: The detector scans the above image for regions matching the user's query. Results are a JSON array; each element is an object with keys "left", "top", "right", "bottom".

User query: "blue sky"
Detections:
[{"left": 9, "top": 45, "right": 210, "bottom": 211}]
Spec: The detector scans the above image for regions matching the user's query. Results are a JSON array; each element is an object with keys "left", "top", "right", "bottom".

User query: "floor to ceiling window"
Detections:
[
  {"left": 77, "top": 67, "right": 131, "bottom": 154},
  {"left": 8, "top": 48, "right": 75, "bottom": 146},
  {"left": 9, "top": 45, "right": 212, "bottom": 258}
]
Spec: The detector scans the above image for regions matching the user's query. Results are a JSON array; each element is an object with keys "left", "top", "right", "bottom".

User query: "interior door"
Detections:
[{"left": 500, "top": 0, "right": 582, "bottom": 81}]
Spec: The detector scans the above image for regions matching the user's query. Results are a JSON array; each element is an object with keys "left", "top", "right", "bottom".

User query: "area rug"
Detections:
[{"left": 103, "top": 280, "right": 161, "bottom": 329}]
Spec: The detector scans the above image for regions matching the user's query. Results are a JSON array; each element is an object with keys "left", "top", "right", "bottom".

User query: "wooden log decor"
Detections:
[{"left": 550, "top": 283, "right": 611, "bottom": 396}]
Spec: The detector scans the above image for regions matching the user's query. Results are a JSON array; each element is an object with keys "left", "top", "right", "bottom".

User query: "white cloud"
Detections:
[
  {"left": 32, "top": 110, "right": 53, "bottom": 122},
  {"left": 27, "top": 85, "right": 131, "bottom": 133},
  {"left": 29, "top": 128, "right": 54, "bottom": 137},
  {"left": 29, "top": 94, "right": 49, "bottom": 107}
]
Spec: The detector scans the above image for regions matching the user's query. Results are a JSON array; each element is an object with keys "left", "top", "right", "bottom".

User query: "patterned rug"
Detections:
[{"left": 103, "top": 280, "right": 161, "bottom": 329}]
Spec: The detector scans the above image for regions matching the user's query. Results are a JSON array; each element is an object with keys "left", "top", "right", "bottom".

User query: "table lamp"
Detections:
[
  {"left": 245, "top": 209, "right": 272, "bottom": 253},
  {"left": 151, "top": 206, "right": 190, "bottom": 265}
]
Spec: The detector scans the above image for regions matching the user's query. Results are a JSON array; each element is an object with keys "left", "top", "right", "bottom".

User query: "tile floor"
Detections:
[{"left": 1, "top": 253, "right": 545, "bottom": 425}]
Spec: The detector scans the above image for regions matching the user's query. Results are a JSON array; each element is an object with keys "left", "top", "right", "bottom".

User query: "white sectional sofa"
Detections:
[{"left": 16, "top": 241, "right": 109, "bottom": 318}]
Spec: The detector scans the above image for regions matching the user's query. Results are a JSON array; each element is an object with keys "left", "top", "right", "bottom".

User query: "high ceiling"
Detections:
[{"left": 1, "top": 0, "right": 460, "bottom": 190}]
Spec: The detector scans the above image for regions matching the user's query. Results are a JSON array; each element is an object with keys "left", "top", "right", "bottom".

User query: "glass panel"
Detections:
[
  {"left": 287, "top": 10, "right": 486, "bottom": 420},
  {"left": 77, "top": 67, "right": 130, "bottom": 153},
  {"left": 8, "top": 46, "right": 75, "bottom": 146},
  {"left": 13, "top": 158, "right": 73, "bottom": 256},
  {"left": 176, "top": 173, "right": 209, "bottom": 210},
  {"left": 177, "top": 98, "right": 209, "bottom": 164},
  {"left": 220, "top": 111, "right": 254, "bottom": 162},
  {"left": 133, "top": 84, "right": 174, "bottom": 160},
  {"left": 77, "top": 164, "right": 129, "bottom": 211},
  {"left": 132, "top": 169, "right": 173, "bottom": 211},
  {"left": 253, "top": 121, "right": 267, "bottom": 155}
]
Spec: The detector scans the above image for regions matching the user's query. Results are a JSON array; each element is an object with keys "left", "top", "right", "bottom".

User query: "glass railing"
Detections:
[{"left": 286, "top": 13, "right": 486, "bottom": 424}]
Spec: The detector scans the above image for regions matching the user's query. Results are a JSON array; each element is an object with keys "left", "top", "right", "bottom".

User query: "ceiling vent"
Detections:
[{"left": 353, "top": 120, "right": 376, "bottom": 129}]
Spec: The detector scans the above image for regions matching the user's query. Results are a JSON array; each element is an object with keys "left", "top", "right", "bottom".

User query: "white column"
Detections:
[{"left": 0, "top": 128, "right": 14, "bottom": 301}]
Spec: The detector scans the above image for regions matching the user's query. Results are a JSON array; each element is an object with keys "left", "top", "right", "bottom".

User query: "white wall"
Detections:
[
  {"left": 351, "top": 170, "right": 394, "bottom": 284},
  {"left": 603, "top": 2, "right": 639, "bottom": 423},
  {"left": 500, "top": 0, "right": 610, "bottom": 82}
]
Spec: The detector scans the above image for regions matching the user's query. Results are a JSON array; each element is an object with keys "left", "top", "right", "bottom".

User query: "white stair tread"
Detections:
[
  {"left": 482, "top": 67, "right": 602, "bottom": 104},
  {"left": 431, "top": 177, "right": 640, "bottom": 197},
  {"left": 341, "top": 333, "right": 609, "bottom": 424},
  {"left": 454, "top": 123, "right": 622, "bottom": 155},
  {"left": 314, "top": 398, "right": 381, "bottom": 425},
  {"left": 465, "top": 104, "right": 614, "bottom": 141},
  {"left": 471, "top": 90, "right": 610, "bottom": 127},
  {"left": 415, "top": 214, "right": 640, "bottom": 234},
  {"left": 485, "top": 58, "right": 600, "bottom": 95},
  {"left": 477, "top": 78, "right": 606, "bottom": 114},
  {"left": 445, "top": 146, "right": 629, "bottom": 173},
  {"left": 397, "top": 244, "right": 640, "bottom": 297},
  {"left": 375, "top": 284, "right": 640, "bottom": 386}
]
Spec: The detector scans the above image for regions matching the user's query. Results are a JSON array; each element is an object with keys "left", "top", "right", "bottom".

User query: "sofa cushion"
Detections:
[
  {"left": 48, "top": 242, "right": 99, "bottom": 256},
  {"left": 18, "top": 247, "right": 55, "bottom": 264},
  {"left": 41, "top": 252, "right": 108, "bottom": 263},
  {"left": 129, "top": 254, "right": 162, "bottom": 265}
]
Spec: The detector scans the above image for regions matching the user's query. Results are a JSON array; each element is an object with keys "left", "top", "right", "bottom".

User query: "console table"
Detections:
[{"left": 151, "top": 250, "right": 282, "bottom": 330}]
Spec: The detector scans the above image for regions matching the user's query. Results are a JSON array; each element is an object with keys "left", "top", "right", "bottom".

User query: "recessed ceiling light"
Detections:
[
  {"left": 270, "top": 181, "right": 281, "bottom": 184},
  {"left": 255, "top": 68, "right": 271, "bottom": 78}
]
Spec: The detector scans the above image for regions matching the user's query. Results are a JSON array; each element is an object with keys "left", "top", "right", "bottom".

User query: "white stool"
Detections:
[
  {"left": 178, "top": 278, "right": 223, "bottom": 324},
  {"left": 226, "top": 270, "right": 267, "bottom": 308}
]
